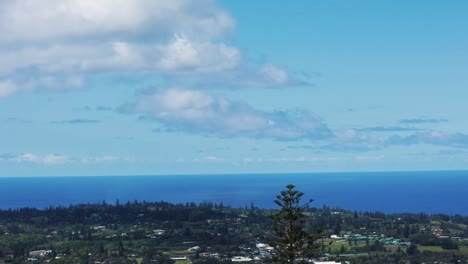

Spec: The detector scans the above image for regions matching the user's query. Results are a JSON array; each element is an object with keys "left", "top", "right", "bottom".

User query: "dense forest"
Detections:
[{"left": 0, "top": 200, "right": 468, "bottom": 264}]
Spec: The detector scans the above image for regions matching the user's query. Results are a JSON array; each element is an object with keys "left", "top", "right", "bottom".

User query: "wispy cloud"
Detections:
[
  {"left": 73, "top": 106, "right": 113, "bottom": 112},
  {"left": 0, "top": 76, "right": 83, "bottom": 97},
  {"left": 80, "top": 155, "right": 122, "bottom": 164},
  {"left": 5, "top": 117, "right": 32, "bottom": 124},
  {"left": 52, "top": 119, "right": 100, "bottom": 124},
  {"left": 291, "top": 130, "right": 468, "bottom": 152},
  {"left": 0, "top": 80, "right": 18, "bottom": 97},
  {"left": 386, "top": 131, "right": 468, "bottom": 148},
  {"left": 96, "top": 106, "right": 113, "bottom": 111},
  {"left": 0, "top": 153, "right": 132, "bottom": 165},
  {"left": 354, "top": 155, "right": 384, "bottom": 161},
  {"left": 358, "top": 126, "right": 427, "bottom": 132},
  {"left": 240, "top": 156, "right": 343, "bottom": 164},
  {"left": 399, "top": 117, "right": 448, "bottom": 124},
  {"left": 317, "top": 129, "right": 384, "bottom": 152},
  {"left": 125, "top": 88, "right": 331, "bottom": 140},
  {"left": 0, "top": 153, "right": 67, "bottom": 165}
]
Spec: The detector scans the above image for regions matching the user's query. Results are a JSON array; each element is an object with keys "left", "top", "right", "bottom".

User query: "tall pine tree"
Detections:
[{"left": 270, "top": 184, "right": 321, "bottom": 263}]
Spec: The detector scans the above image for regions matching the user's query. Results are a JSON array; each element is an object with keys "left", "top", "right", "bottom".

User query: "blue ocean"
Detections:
[{"left": 0, "top": 171, "right": 467, "bottom": 215}]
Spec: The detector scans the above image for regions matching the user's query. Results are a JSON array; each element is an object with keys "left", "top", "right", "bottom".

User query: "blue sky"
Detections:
[{"left": 1, "top": 0, "right": 468, "bottom": 176}]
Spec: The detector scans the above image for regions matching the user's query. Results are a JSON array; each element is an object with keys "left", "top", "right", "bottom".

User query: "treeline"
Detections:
[
  {"left": 2, "top": 202, "right": 468, "bottom": 235},
  {"left": 0, "top": 200, "right": 233, "bottom": 227}
]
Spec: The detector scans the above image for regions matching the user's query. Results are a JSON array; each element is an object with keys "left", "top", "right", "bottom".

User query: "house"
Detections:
[
  {"left": 170, "top": 256, "right": 187, "bottom": 260},
  {"left": 231, "top": 256, "right": 252, "bottom": 262},
  {"left": 153, "top": 229, "right": 165, "bottom": 235},
  {"left": 399, "top": 242, "right": 411, "bottom": 247},
  {"left": 92, "top": 226, "right": 106, "bottom": 231},
  {"left": 29, "top": 250, "right": 52, "bottom": 256}
]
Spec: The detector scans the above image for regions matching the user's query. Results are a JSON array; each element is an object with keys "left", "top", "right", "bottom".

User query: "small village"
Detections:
[{"left": 0, "top": 201, "right": 468, "bottom": 264}]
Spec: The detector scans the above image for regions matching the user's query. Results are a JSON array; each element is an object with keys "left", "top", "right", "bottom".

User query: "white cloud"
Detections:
[
  {"left": 0, "top": 0, "right": 234, "bottom": 43},
  {"left": 157, "top": 34, "right": 240, "bottom": 72},
  {"left": 0, "top": 0, "right": 237, "bottom": 96},
  {"left": 128, "top": 88, "right": 331, "bottom": 140},
  {"left": 0, "top": 153, "right": 132, "bottom": 165},
  {"left": 260, "top": 64, "right": 288, "bottom": 85},
  {"left": 170, "top": 62, "right": 308, "bottom": 89},
  {"left": 0, "top": 80, "right": 18, "bottom": 97},
  {"left": 158, "top": 34, "right": 200, "bottom": 70},
  {"left": 0, "top": 36, "right": 240, "bottom": 74},
  {"left": 0, "top": 75, "right": 83, "bottom": 96},
  {"left": 204, "top": 156, "right": 225, "bottom": 162},
  {"left": 109, "top": 42, "right": 145, "bottom": 69},
  {"left": 2, "top": 153, "right": 68, "bottom": 165},
  {"left": 0, "top": 0, "right": 305, "bottom": 97}
]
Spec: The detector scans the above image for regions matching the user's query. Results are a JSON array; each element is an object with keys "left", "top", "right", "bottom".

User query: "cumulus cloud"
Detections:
[
  {"left": 0, "top": 34, "right": 240, "bottom": 75},
  {"left": 0, "top": 153, "right": 67, "bottom": 165},
  {"left": 0, "top": 0, "right": 234, "bottom": 43},
  {"left": 125, "top": 89, "right": 468, "bottom": 149},
  {"left": 0, "top": 0, "right": 303, "bottom": 97},
  {"left": 125, "top": 88, "right": 331, "bottom": 140},
  {"left": 156, "top": 34, "right": 241, "bottom": 72}
]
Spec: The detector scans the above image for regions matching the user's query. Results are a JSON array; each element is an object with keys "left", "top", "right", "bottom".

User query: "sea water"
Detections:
[{"left": 0, "top": 170, "right": 467, "bottom": 215}]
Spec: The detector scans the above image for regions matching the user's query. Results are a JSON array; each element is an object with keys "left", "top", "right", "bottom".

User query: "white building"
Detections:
[{"left": 231, "top": 256, "right": 252, "bottom": 262}]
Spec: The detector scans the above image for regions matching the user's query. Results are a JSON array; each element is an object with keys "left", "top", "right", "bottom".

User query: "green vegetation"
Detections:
[{"left": 0, "top": 192, "right": 467, "bottom": 263}]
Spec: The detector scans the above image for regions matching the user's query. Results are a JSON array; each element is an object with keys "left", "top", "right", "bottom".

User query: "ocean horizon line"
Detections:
[{"left": 1, "top": 168, "right": 468, "bottom": 178}]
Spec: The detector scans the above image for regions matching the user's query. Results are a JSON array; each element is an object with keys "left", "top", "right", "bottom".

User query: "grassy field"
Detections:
[
  {"left": 419, "top": 245, "right": 468, "bottom": 254},
  {"left": 418, "top": 246, "right": 445, "bottom": 253}
]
